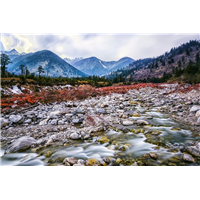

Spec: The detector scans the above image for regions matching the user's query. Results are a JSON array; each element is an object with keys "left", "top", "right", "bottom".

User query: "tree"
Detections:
[
  {"left": 25, "top": 66, "right": 30, "bottom": 76},
  {"left": 0, "top": 54, "right": 12, "bottom": 77},
  {"left": 37, "top": 65, "right": 45, "bottom": 77},
  {"left": 19, "top": 64, "right": 25, "bottom": 76},
  {"left": 196, "top": 53, "right": 200, "bottom": 63}
]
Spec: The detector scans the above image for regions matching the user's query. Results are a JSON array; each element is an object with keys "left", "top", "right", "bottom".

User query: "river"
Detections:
[{"left": 1, "top": 105, "right": 199, "bottom": 166}]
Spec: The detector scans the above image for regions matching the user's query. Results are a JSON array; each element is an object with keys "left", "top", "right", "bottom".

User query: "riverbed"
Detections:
[{"left": 1, "top": 85, "right": 200, "bottom": 166}]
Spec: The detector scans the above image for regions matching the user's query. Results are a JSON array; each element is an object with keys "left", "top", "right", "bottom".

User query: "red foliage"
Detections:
[{"left": 2, "top": 83, "right": 199, "bottom": 113}]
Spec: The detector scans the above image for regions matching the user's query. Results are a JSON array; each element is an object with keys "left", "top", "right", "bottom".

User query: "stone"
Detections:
[
  {"left": 65, "top": 113, "right": 74, "bottom": 119},
  {"left": 149, "top": 152, "right": 158, "bottom": 160},
  {"left": 72, "top": 118, "right": 81, "bottom": 124},
  {"left": 77, "top": 159, "right": 85, "bottom": 165},
  {"left": 196, "top": 110, "right": 200, "bottom": 117},
  {"left": 116, "top": 158, "right": 122, "bottom": 164},
  {"left": 50, "top": 110, "right": 61, "bottom": 117},
  {"left": 24, "top": 119, "right": 32, "bottom": 124},
  {"left": 9, "top": 114, "right": 23, "bottom": 123},
  {"left": 183, "top": 154, "right": 195, "bottom": 163},
  {"left": 85, "top": 158, "right": 97, "bottom": 166},
  {"left": 186, "top": 145, "right": 200, "bottom": 157},
  {"left": 97, "top": 136, "right": 110, "bottom": 144},
  {"left": 97, "top": 109, "right": 106, "bottom": 114},
  {"left": 122, "top": 120, "right": 133, "bottom": 126},
  {"left": 63, "top": 157, "right": 78, "bottom": 165},
  {"left": 137, "top": 120, "right": 149, "bottom": 125},
  {"left": 5, "top": 136, "right": 36, "bottom": 153},
  {"left": 0, "top": 118, "right": 9, "bottom": 127},
  {"left": 70, "top": 132, "right": 79, "bottom": 139},
  {"left": 50, "top": 119, "right": 58, "bottom": 125},
  {"left": 39, "top": 118, "right": 49, "bottom": 125},
  {"left": 84, "top": 115, "right": 105, "bottom": 127},
  {"left": 197, "top": 117, "right": 200, "bottom": 124},
  {"left": 190, "top": 105, "right": 200, "bottom": 113}
]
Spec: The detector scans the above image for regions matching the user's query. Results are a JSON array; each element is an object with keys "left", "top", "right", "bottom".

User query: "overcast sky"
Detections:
[{"left": 1, "top": 34, "right": 199, "bottom": 61}]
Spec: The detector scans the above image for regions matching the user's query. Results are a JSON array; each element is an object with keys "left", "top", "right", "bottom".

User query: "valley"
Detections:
[{"left": 1, "top": 39, "right": 200, "bottom": 166}]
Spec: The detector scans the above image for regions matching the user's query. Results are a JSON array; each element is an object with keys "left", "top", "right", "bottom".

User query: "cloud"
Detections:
[{"left": 1, "top": 33, "right": 199, "bottom": 61}]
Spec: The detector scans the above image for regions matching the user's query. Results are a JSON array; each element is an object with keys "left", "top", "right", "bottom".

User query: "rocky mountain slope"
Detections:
[{"left": 108, "top": 40, "right": 200, "bottom": 82}]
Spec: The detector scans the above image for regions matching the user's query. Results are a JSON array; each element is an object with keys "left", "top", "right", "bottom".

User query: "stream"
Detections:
[{"left": 1, "top": 105, "right": 199, "bottom": 166}]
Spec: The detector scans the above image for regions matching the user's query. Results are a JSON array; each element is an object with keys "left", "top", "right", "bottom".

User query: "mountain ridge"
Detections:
[
  {"left": 73, "top": 56, "right": 134, "bottom": 76},
  {"left": 5, "top": 49, "right": 87, "bottom": 78}
]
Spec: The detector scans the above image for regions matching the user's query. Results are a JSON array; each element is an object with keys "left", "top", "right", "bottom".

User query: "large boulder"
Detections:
[
  {"left": 84, "top": 115, "right": 106, "bottom": 127},
  {"left": 5, "top": 136, "right": 36, "bottom": 153},
  {"left": 84, "top": 115, "right": 107, "bottom": 132},
  {"left": 186, "top": 143, "right": 200, "bottom": 157},
  {"left": 9, "top": 114, "right": 23, "bottom": 123},
  {"left": 0, "top": 117, "right": 9, "bottom": 127}
]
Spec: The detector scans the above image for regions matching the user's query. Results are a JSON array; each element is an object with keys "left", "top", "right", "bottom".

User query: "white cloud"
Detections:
[{"left": 1, "top": 33, "right": 199, "bottom": 61}]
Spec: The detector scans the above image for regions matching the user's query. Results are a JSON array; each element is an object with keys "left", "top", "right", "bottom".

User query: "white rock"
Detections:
[
  {"left": 70, "top": 132, "right": 79, "bottom": 139},
  {"left": 122, "top": 120, "right": 133, "bottom": 126},
  {"left": 9, "top": 115, "right": 23, "bottom": 123},
  {"left": 39, "top": 118, "right": 49, "bottom": 125},
  {"left": 190, "top": 105, "right": 200, "bottom": 112}
]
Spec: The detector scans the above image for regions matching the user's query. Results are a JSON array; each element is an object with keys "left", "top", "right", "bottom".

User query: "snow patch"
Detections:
[
  {"left": 99, "top": 60, "right": 107, "bottom": 69},
  {"left": 10, "top": 85, "right": 22, "bottom": 94}
]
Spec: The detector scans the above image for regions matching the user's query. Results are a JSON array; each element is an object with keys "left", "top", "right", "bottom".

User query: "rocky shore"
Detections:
[{"left": 1, "top": 84, "right": 200, "bottom": 166}]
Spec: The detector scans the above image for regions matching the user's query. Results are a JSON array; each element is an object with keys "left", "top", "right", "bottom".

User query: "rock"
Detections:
[
  {"left": 0, "top": 118, "right": 9, "bottom": 127},
  {"left": 77, "top": 159, "right": 85, "bottom": 165},
  {"left": 97, "top": 136, "right": 110, "bottom": 144},
  {"left": 186, "top": 145, "right": 200, "bottom": 157},
  {"left": 58, "top": 120, "right": 65, "bottom": 125},
  {"left": 76, "top": 107, "right": 84, "bottom": 114},
  {"left": 183, "top": 154, "right": 195, "bottom": 163},
  {"left": 70, "top": 132, "right": 79, "bottom": 139},
  {"left": 97, "top": 109, "right": 106, "bottom": 114},
  {"left": 190, "top": 105, "right": 200, "bottom": 112},
  {"left": 24, "top": 119, "right": 32, "bottom": 124},
  {"left": 137, "top": 120, "right": 149, "bottom": 125},
  {"left": 63, "top": 160, "right": 70, "bottom": 166},
  {"left": 49, "top": 110, "right": 61, "bottom": 117},
  {"left": 84, "top": 115, "right": 106, "bottom": 127},
  {"left": 116, "top": 158, "right": 122, "bottom": 164},
  {"left": 195, "top": 110, "right": 200, "bottom": 118},
  {"left": 72, "top": 118, "right": 81, "bottom": 124},
  {"left": 5, "top": 136, "right": 36, "bottom": 153},
  {"left": 50, "top": 119, "right": 58, "bottom": 125},
  {"left": 122, "top": 120, "right": 133, "bottom": 126},
  {"left": 85, "top": 158, "right": 97, "bottom": 166},
  {"left": 197, "top": 117, "right": 200, "bottom": 124},
  {"left": 39, "top": 118, "right": 49, "bottom": 125},
  {"left": 45, "top": 151, "right": 53, "bottom": 158},
  {"left": 63, "top": 157, "right": 78, "bottom": 165},
  {"left": 65, "top": 113, "right": 74, "bottom": 119},
  {"left": 149, "top": 152, "right": 158, "bottom": 160},
  {"left": 9, "top": 114, "right": 23, "bottom": 123}
]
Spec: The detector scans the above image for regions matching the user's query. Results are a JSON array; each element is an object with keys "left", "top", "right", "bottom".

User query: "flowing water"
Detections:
[{"left": 1, "top": 106, "right": 200, "bottom": 166}]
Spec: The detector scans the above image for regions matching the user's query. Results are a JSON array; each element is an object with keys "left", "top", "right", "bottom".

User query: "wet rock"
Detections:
[
  {"left": 186, "top": 145, "right": 200, "bottom": 157},
  {"left": 137, "top": 120, "right": 149, "bottom": 125},
  {"left": 183, "top": 154, "right": 195, "bottom": 163},
  {"left": 149, "top": 152, "right": 158, "bottom": 160},
  {"left": 97, "top": 136, "right": 110, "bottom": 144},
  {"left": 5, "top": 136, "right": 36, "bottom": 153},
  {"left": 45, "top": 151, "right": 53, "bottom": 158},
  {"left": 85, "top": 158, "right": 97, "bottom": 166},
  {"left": 63, "top": 157, "right": 78, "bottom": 165},
  {"left": 116, "top": 158, "right": 122, "bottom": 164}
]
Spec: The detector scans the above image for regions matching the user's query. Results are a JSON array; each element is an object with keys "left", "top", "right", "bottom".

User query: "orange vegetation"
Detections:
[{"left": 1, "top": 83, "right": 200, "bottom": 113}]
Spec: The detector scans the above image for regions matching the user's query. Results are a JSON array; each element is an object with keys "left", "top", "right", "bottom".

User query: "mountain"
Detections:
[
  {"left": 108, "top": 40, "right": 200, "bottom": 82},
  {"left": 63, "top": 57, "right": 83, "bottom": 65},
  {"left": 0, "top": 49, "right": 26, "bottom": 60},
  {"left": 5, "top": 50, "right": 87, "bottom": 78},
  {"left": 72, "top": 56, "right": 134, "bottom": 76}
]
